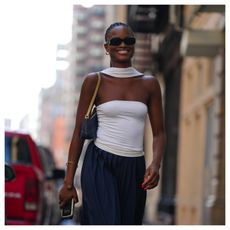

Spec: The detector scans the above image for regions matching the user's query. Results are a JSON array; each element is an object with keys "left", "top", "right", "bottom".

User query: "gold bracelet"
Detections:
[
  {"left": 66, "top": 161, "right": 78, "bottom": 167},
  {"left": 64, "top": 179, "right": 73, "bottom": 190}
]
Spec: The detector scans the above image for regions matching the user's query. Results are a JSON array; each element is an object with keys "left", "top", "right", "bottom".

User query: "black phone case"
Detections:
[{"left": 61, "top": 199, "right": 74, "bottom": 219}]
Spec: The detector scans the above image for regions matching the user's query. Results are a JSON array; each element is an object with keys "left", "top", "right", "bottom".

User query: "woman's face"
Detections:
[{"left": 104, "top": 25, "right": 135, "bottom": 67}]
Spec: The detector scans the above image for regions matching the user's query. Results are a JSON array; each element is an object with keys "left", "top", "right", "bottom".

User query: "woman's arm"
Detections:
[
  {"left": 59, "top": 73, "right": 99, "bottom": 207},
  {"left": 142, "top": 77, "right": 166, "bottom": 190}
]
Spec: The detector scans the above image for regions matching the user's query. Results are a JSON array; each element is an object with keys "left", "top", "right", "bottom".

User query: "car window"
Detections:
[{"left": 5, "top": 136, "right": 32, "bottom": 165}]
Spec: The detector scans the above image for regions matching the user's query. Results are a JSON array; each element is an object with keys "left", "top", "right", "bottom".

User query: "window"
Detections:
[
  {"left": 91, "top": 20, "right": 104, "bottom": 29},
  {"left": 76, "top": 54, "right": 87, "bottom": 61},
  {"left": 5, "top": 136, "right": 32, "bottom": 165},
  {"left": 203, "top": 102, "right": 216, "bottom": 223},
  {"left": 78, "top": 13, "right": 87, "bottom": 21},
  {"left": 90, "top": 34, "right": 103, "bottom": 43},
  {"left": 204, "top": 103, "right": 215, "bottom": 167},
  {"left": 76, "top": 40, "right": 87, "bottom": 48},
  {"left": 91, "top": 7, "right": 105, "bottom": 16},
  {"left": 89, "top": 48, "right": 103, "bottom": 57},
  {"left": 77, "top": 26, "right": 88, "bottom": 35}
]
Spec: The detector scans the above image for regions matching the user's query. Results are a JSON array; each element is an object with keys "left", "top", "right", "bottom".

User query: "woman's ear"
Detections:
[
  {"left": 104, "top": 44, "right": 108, "bottom": 52},
  {"left": 104, "top": 44, "right": 109, "bottom": 55}
]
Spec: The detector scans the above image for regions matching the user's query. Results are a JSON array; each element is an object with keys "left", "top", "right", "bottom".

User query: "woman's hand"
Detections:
[
  {"left": 59, "top": 185, "right": 78, "bottom": 209},
  {"left": 141, "top": 162, "right": 160, "bottom": 190}
]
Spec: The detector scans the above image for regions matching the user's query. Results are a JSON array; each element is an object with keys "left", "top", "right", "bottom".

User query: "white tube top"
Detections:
[{"left": 94, "top": 100, "right": 147, "bottom": 157}]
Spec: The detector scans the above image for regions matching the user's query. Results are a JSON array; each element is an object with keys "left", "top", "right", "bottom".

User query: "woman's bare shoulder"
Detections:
[
  {"left": 83, "top": 72, "right": 98, "bottom": 83},
  {"left": 142, "top": 74, "right": 157, "bottom": 81},
  {"left": 142, "top": 75, "right": 160, "bottom": 91},
  {"left": 82, "top": 72, "right": 99, "bottom": 89}
]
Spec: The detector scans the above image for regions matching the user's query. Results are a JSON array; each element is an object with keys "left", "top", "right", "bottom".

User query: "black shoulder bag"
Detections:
[{"left": 80, "top": 72, "right": 101, "bottom": 140}]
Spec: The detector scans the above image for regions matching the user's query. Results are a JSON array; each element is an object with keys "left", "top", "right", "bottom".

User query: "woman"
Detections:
[{"left": 59, "top": 22, "right": 166, "bottom": 225}]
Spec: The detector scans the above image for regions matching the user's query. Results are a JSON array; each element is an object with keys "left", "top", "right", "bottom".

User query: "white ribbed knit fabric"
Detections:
[
  {"left": 95, "top": 100, "right": 147, "bottom": 157},
  {"left": 101, "top": 67, "right": 143, "bottom": 78}
]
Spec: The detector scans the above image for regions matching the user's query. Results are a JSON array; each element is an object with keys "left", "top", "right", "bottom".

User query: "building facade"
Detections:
[
  {"left": 176, "top": 5, "right": 225, "bottom": 224},
  {"left": 38, "top": 44, "right": 70, "bottom": 168}
]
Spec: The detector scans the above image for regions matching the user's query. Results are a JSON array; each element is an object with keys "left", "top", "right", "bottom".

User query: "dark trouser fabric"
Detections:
[{"left": 80, "top": 142, "right": 146, "bottom": 225}]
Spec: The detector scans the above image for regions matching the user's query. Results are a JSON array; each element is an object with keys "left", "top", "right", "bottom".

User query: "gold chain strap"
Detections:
[{"left": 85, "top": 72, "right": 101, "bottom": 119}]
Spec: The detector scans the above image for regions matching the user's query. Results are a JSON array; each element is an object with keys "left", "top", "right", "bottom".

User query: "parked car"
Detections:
[
  {"left": 5, "top": 131, "right": 65, "bottom": 225},
  {"left": 37, "top": 145, "right": 65, "bottom": 225},
  {"left": 5, "top": 131, "right": 45, "bottom": 225}
]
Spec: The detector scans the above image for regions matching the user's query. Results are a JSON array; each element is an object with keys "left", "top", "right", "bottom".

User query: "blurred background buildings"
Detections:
[{"left": 5, "top": 4, "right": 225, "bottom": 225}]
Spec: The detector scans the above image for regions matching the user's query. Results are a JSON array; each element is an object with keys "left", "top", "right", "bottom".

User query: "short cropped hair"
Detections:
[{"left": 104, "top": 22, "right": 133, "bottom": 42}]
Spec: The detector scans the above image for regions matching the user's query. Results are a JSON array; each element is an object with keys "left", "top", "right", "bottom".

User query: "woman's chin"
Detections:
[{"left": 115, "top": 56, "right": 132, "bottom": 63}]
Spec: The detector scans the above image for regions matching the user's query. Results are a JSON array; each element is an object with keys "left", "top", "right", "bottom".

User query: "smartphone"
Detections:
[{"left": 61, "top": 199, "right": 74, "bottom": 219}]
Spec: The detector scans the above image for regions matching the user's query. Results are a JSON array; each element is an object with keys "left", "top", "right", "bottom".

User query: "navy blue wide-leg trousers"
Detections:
[{"left": 80, "top": 142, "right": 146, "bottom": 225}]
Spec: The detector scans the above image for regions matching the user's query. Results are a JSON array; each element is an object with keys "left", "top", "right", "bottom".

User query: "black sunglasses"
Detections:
[{"left": 106, "top": 37, "right": 136, "bottom": 46}]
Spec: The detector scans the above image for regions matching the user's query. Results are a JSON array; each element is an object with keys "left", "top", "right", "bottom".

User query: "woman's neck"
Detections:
[{"left": 110, "top": 61, "right": 132, "bottom": 68}]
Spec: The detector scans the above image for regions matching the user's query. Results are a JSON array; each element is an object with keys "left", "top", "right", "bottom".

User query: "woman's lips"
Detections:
[{"left": 117, "top": 50, "right": 129, "bottom": 54}]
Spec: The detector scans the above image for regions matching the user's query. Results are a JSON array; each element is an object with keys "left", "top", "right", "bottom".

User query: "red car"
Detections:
[{"left": 5, "top": 131, "right": 45, "bottom": 225}]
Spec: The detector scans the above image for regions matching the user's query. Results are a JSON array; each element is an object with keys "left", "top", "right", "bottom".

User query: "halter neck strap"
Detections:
[{"left": 100, "top": 67, "right": 143, "bottom": 78}]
